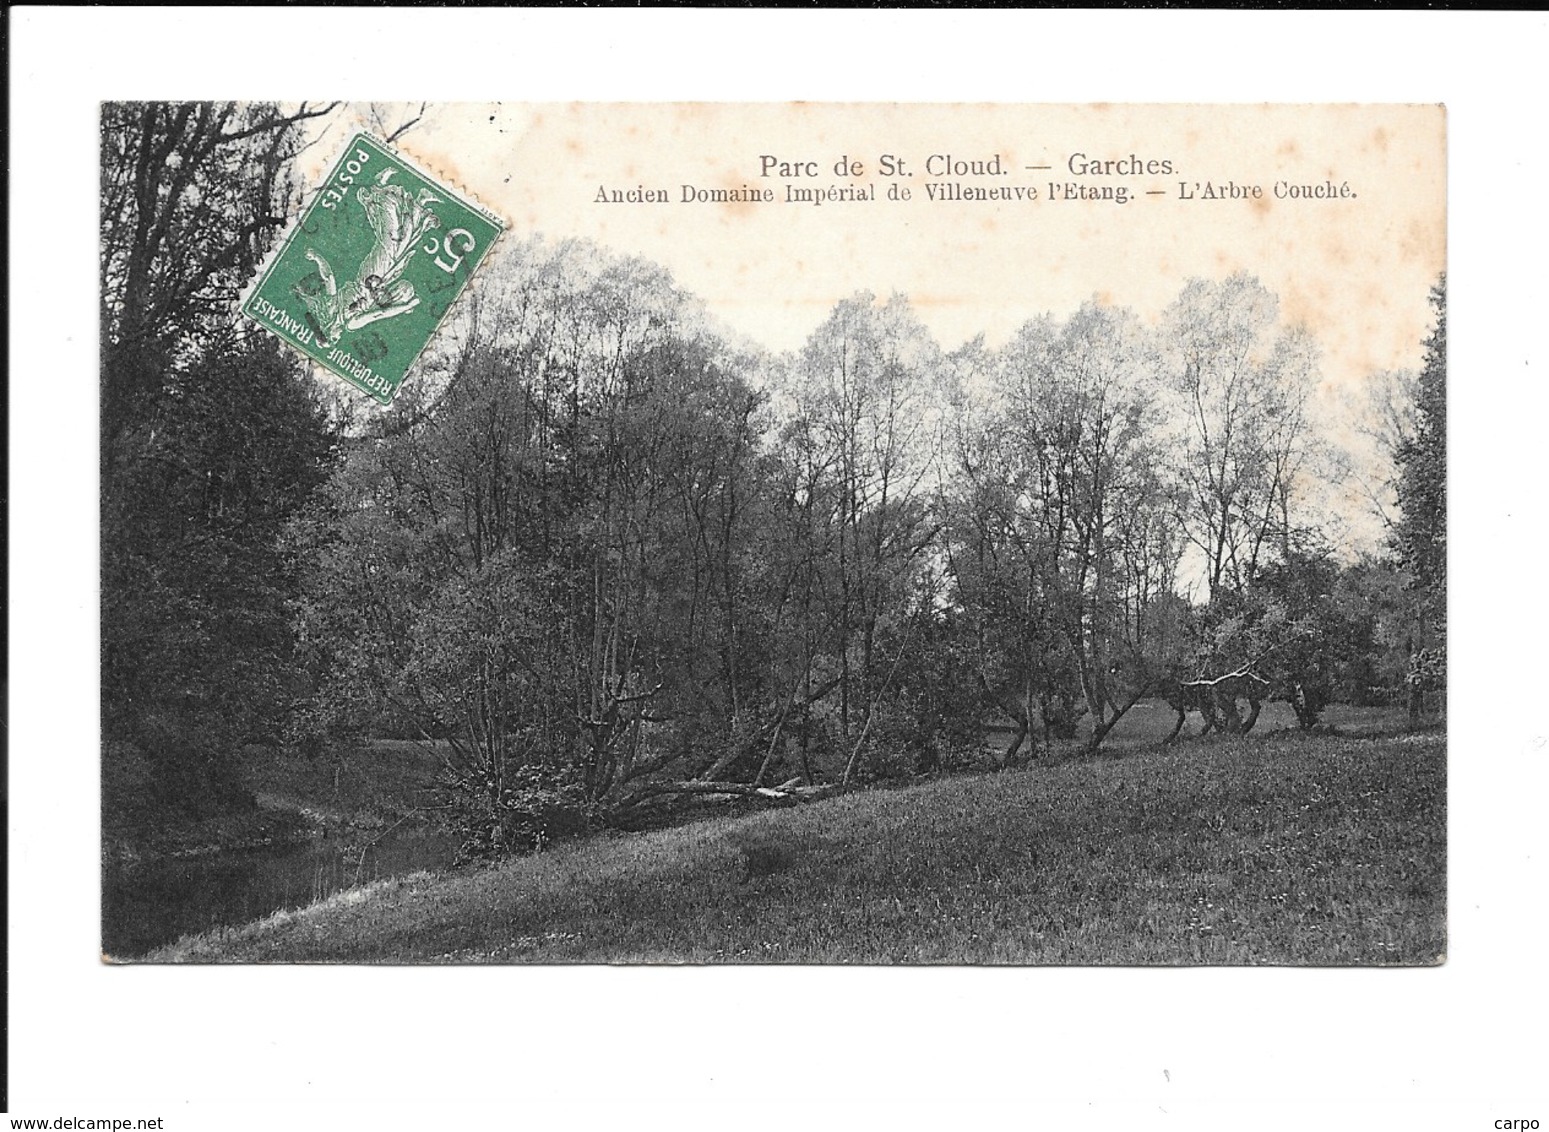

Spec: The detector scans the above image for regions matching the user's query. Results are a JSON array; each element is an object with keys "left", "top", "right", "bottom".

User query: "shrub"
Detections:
[
  {"left": 852, "top": 702, "right": 930, "bottom": 784},
  {"left": 447, "top": 763, "right": 600, "bottom": 864}
]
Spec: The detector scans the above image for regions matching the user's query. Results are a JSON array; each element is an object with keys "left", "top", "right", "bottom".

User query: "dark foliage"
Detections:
[
  {"left": 101, "top": 102, "right": 339, "bottom": 817},
  {"left": 1393, "top": 278, "right": 1447, "bottom": 717}
]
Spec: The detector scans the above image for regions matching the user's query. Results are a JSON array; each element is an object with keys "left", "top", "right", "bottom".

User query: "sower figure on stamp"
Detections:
[{"left": 297, "top": 168, "right": 442, "bottom": 348}]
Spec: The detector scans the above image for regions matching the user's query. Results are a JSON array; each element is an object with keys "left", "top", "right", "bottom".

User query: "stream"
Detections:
[{"left": 102, "top": 826, "right": 460, "bottom": 959}]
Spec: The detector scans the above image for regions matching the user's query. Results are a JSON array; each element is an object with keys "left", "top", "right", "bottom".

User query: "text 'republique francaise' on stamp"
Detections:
[{"left": 241, "top": 133, "right": 504, "bottom": 404}]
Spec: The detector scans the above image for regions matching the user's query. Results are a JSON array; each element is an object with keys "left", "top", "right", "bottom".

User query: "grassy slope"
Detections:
[{"left": 152, "top": 726, "right": 1445, "bottom": 965}]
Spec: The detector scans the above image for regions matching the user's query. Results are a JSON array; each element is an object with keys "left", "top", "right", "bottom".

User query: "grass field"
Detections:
[{"left": 151, "top": 717, "right": 1445, "bottom": 965}]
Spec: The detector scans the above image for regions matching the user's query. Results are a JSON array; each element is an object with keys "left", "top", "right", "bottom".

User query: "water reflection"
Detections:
[{"left": 103, "top": 827, "right": 459, "bottom": 959}]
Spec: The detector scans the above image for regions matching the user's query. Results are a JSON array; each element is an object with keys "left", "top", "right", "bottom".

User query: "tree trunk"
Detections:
[
  {"left": 1216, "top": 691, "right": 1244, "bottom": 734},
  {"left": 1001, "top": 721, "right": 1028, "bottom": 767}
]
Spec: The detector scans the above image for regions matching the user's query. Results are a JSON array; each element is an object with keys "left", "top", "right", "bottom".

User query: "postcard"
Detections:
[{"left": 100, "top": 101, "right": 1446, "bottom": 966}]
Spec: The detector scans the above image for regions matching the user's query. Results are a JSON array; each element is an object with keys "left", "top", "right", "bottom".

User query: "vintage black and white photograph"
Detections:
[{"left": 96, "top": 100, "right": 1447, "bottom": 965}]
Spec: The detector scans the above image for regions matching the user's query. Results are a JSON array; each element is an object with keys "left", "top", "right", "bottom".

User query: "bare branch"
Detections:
[{"left": 384, "top": 101, "right": 428, "bottom": 144}]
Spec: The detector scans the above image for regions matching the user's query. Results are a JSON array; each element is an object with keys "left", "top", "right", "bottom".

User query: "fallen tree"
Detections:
[
  {"left": 1169, "top": 665, "right": 1273, "bottom": 739},
  {"left": 616, "top": 777, "right": 846, "bottom": 811}
]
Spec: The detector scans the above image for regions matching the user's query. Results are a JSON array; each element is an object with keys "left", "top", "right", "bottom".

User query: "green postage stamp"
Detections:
[{"left": 242, "top": 133, "right": 503, "bottom": 403}]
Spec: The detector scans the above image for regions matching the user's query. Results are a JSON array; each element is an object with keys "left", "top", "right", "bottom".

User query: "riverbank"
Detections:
[
  {"left": 150, "top": 727, "right": 1446, "bottom": 965},
  {"left": 103, "top": 738, "right": 455, "bottom": 957},
  {"left": 103, "top": 738, "right": 445, "bottom": 863}
]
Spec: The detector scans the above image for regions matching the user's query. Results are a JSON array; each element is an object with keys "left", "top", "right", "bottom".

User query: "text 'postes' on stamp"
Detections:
[{"left": 241, "top": 133, "right": 504, "bottom": 405}]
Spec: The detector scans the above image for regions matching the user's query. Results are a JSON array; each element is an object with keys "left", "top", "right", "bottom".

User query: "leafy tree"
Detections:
[
  {"left": 940, "top": 320, "right": 1083, "bottom": 760},
  {"left": 1247, "top": 547, "right": 1378, "bottom": 730},
  {"left": 783, "top": 294, "right": 944, "bottom": 783},
  {"left": 1393, "top": 277, "right": 1447, "bottom": 719},
  {"left": 1330, "top": 556, "right": 1413, "bottom": 705},
  {"left": 101, "top": 101, "right": 340, "bottom": 816},
  {"left": 942, "top": 302, "right": 1183, "bottom": 754}
]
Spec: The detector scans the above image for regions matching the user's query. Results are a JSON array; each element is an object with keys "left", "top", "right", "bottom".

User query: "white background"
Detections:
[{"left": 9, "top": 10, "right": 1546, "bottom": 1130}]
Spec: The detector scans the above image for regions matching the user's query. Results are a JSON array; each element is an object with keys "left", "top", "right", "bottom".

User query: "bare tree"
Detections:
[
  {"left": 1340, "top": 367, "right": 1419, "bottom": 534},
  {"left": 364, "top": 101, "right": 429, "bottom": 144}
]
